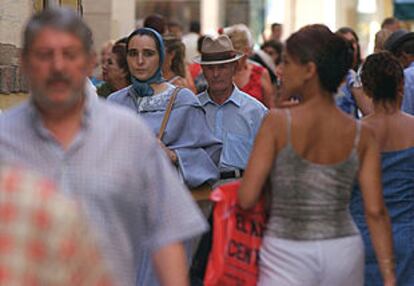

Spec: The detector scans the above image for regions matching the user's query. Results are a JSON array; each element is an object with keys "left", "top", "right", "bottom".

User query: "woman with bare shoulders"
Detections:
[
  {"left": 238, "top": 25, "right": 395, "bottom": 286},
  {"left": 350, "top": 52, "right": 414, "bottom": 285}
]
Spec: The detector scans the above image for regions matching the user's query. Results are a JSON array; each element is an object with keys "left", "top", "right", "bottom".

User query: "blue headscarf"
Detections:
[{"left": 128, "top": 27, "right": 165, "bottom": 97}]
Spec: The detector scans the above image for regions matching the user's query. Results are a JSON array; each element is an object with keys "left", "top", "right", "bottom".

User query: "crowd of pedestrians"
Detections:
[{"left": 0, "top": 6, "right": 413, "bottom": 286}]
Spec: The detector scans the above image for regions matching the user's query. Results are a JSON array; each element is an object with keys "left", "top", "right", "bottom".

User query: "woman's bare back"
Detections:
[
  {"left": 364, "top": 112, "right": 414, "bottom": 152},
  {"left": 275, "top": 104, "right": 360, "bottom": 165}
]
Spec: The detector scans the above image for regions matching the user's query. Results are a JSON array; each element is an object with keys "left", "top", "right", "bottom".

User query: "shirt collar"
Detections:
[
  {"left": 199, "top": 84, "right": 242, "bottom": 108},
  {"left": 408, "top": 62, "right": 414, "bottom": 69}
]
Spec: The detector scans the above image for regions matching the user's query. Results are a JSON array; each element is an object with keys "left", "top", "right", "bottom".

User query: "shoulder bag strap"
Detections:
[{"left": 157, "top": 87, "right": 181, "bottom": 141}]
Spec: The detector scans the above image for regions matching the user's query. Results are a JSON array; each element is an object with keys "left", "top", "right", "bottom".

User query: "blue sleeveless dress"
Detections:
[{"left": 350, "top": 147, "right": 414, "bottom": 285}]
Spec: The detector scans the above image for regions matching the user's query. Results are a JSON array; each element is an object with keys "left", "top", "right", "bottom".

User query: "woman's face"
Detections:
[
  {"left": 102, "top": 52, "right": 127, "bottom": 85},
  {"left": 127, "top": 35, "right": 160, "bottom": 81},
  {"left": 279, "top": 51, "right": 308, "bottom": 99}
]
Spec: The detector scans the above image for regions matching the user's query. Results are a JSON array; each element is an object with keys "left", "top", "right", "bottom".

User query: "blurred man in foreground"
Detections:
[{"left": 0, "top": 7, "right": 207, "bottom": 286}]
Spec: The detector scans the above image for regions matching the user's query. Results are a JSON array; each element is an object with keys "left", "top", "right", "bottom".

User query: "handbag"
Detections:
[{"left": 204, "top": 180, "right": 267, "bottom": 286}]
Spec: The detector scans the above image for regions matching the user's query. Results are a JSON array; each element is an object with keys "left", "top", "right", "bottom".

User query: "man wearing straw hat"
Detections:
[
  {"left": 189, "top": 35, "right": 267, "bottom": 284},
  {"left": 194, "top": 35, "right": 267, "bottom": 185}
]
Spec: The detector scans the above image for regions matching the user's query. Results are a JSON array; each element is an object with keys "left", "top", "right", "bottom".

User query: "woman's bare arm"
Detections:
[
  {"left": 358, "top": 125, "right": 395, "bottom": 286},
  {"left": 238, "top": 111, "right": 279, "bottom": 209}
]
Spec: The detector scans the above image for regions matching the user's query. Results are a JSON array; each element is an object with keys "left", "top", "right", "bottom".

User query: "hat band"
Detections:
[{"left": 201, "top": 51, "right": 237, "bottom": 62}]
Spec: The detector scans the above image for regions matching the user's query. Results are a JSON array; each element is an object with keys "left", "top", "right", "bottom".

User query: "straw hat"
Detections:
[{"left": 193, "top": 34, "right": 243, "bottom": 65}]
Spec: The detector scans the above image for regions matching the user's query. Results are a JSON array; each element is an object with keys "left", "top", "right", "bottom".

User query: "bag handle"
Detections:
[{"left": 157, "top": 87, "right": 181, "bottom": 141}]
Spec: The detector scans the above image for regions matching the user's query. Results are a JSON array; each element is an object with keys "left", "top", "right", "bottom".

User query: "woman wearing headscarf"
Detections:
[{"left": 108, "top": 28, "right": 221, "bottom": 190}]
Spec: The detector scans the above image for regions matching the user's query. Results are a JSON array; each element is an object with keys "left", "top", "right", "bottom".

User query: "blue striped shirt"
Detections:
[
  {"left": 0, "top": 90, "right": 208, "bottom": 286},
  {"left": 402, "top": 62, "right": 414, "bottom": 115},
  {"left": 198, "top": 85, "right": 267, "bottom": 171}
]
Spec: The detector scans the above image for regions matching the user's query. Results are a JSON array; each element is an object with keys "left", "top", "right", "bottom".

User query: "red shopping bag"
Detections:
[{"left": 204, "top": 180, "right": 267, "bottom": 286}]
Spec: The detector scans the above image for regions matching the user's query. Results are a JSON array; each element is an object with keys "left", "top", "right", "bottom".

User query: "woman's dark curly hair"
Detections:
[
  {"left": 286, "top": 24, "right": 353, "bottom": 94},
  {"left": 361, "top": 51, "right": 404, "bottom": 106}
]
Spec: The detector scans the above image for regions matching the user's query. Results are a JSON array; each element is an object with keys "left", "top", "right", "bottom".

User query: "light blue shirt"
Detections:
[
  {"left": 402, "top": 62, "right": 414, "bottom": 115},
  {"left": 198, "top": 85, "right": 267, "bottom": 171},
  {"left": 108, "top": 84, "right": 222, "bottom": 188},
  {"left": 335, "top": 69, "right": 359, "bottom": 119},
  {"left": 0, "top": 89, "right": 208, "bottom": 286}
]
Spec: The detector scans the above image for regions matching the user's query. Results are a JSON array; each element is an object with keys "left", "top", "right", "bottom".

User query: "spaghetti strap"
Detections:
[
  {"left": 284, "top": 109, "right": 292, "bottom": 145},
  {"left": 353, "top": 121, "right": 362, "bottom": 149}
]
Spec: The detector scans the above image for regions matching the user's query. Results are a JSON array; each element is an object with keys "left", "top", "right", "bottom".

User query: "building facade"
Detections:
[{"left": 0, "top": 0, "right": 408, "bottom": 95}]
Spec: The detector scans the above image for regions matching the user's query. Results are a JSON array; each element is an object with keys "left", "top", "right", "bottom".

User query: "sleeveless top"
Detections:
[
  {"left": 240, "top": 64, "right": 264, "bottom": 104},
  {"left": 266, "top": 109, "right": 361, "bottom": 240},
  {"left": 350, "top": 147, "right": 414, "bottom": 285}
]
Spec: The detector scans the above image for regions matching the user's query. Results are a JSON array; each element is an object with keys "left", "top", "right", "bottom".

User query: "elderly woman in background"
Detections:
[
  {"left": 99, "top": 40, "right": 114, "bottom": 75},
  {"left": 350, "top": 52, "right": 414, "bottom": 285},
  {"left": 223, "top": 24, "right": 275, "bottom": 108},
  {"left": 98, "top": 39, "right": 131, "bottom": 97},
  {"left": 108, "top": 28, "right": 221, "bottom": 190}
]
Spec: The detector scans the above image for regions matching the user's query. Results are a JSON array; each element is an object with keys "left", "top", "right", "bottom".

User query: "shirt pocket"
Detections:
[{"left": 221, "top": 132, "right": 253, "bottom": 170}]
